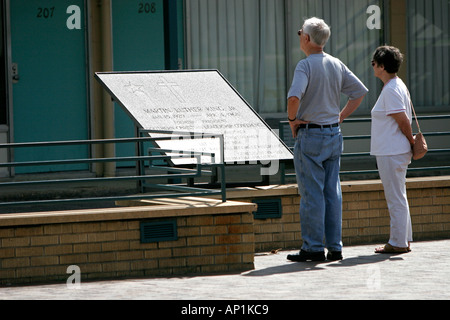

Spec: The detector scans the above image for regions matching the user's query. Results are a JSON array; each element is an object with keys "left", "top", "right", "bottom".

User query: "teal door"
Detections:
[
  {"left": 111, "top": 0, "right": 165, "bottom": 164},
  {"left": 10, "top": 0, "right": 88, "bottom": 173}
]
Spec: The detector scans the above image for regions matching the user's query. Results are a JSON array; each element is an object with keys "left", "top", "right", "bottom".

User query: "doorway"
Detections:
[{"left": 8, "top": 0, "right": 89, "bottom": 174}]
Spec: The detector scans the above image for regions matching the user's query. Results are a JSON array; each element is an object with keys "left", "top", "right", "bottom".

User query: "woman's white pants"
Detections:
[{"left": 376, "top": 152, "right": 413, "bottom": 248}]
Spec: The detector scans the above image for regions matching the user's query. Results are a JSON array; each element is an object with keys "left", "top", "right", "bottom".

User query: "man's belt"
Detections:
[{"left": 299, "top": 123, "right": 340, "bottom": 129}]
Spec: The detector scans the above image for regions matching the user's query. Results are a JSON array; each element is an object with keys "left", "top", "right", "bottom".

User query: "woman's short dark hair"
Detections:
[{"left": 372, "top": 46, "right": 404, "bottom": 74}]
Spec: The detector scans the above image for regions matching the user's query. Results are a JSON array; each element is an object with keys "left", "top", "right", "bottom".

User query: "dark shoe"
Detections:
[
  {"left": 326, "top": 251, "right": 343, "bottom": 261},
  {"left": 287, "top": 250, "right": 326, "bottom": 262}
]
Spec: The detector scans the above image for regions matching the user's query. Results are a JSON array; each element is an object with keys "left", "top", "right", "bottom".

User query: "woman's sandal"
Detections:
[{"left": 375, "top": 243, "right": 410, "bottom": 254}]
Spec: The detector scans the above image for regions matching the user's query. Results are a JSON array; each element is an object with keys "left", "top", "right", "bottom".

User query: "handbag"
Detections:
[
  {"left": 410, "top": 99, "right": 428, "bottom": 160},
  {"left": 413, "top": 132, "right": 428, "bottom": 160}
]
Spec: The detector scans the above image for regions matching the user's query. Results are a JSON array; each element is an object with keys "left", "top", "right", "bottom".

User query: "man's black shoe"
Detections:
[
  {"left": 287, "top": 250, "right": 326, "bottom": 262},
  {"left": 326, "top": 251, "right": 343, "bottom": 261}
]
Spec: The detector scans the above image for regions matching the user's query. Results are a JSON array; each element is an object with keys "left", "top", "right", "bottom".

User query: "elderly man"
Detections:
[{"left": 287, "top": 18, "right": 368, "bottom": 262}]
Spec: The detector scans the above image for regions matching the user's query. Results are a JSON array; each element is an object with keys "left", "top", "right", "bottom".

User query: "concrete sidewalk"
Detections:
[{"left": 1, "top": 239, "right": 450, "bottom": 300}]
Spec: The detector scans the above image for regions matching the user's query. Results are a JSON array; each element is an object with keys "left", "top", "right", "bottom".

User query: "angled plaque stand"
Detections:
[{"left": 95, "top": 70, "right": 293, "bottom": 187}]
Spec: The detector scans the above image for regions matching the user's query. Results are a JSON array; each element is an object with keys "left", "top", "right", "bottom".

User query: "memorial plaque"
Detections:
[{"left": 95, "top": 70, "right": 293, "bottom": 166}]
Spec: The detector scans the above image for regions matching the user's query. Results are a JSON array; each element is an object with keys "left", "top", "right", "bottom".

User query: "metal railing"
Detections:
[
  {"left": 279, "top": 115, "right": 450, "bottom": 182},
  {"left": 0, "top": 130, "right": 227, "bottom": 209}
]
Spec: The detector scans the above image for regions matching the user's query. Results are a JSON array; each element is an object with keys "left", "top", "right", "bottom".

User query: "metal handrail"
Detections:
[
  {"left": 279, "top": 115, "right": 450, "bottom": 181},
  {"left": 0, "top": 130, "right": 227, "bottom": 208}
]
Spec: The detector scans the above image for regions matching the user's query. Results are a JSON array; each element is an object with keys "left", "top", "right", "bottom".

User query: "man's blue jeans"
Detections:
[{"left": 294, "top": 125, "right": 343, "bottom": 253}]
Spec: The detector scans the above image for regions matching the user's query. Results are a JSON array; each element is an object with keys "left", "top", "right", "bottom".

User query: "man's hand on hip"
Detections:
[{"left": 290, "top": 119, "right": 310, "bottom": 138}]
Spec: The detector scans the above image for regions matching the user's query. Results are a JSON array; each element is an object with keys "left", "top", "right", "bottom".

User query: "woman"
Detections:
[{"left": 370, "top": 46, "right": 415, "bottom": 254}]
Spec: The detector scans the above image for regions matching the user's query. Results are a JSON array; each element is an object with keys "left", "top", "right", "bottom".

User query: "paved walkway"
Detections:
[{"left": 1, "top": 239, "right": 450, "bottom": 301}]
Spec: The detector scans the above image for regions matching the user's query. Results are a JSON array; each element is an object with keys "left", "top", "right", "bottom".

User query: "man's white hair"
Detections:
[{"left": 302, "top": 17, "right": 331, "bottom": 47}]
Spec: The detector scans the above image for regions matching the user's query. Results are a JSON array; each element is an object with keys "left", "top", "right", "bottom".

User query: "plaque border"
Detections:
[{"left": 94, "top": 69, "right": 293, "bottom": 165}]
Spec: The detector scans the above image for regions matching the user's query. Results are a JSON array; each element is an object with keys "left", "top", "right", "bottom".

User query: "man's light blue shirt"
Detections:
[{"left": 288, "top": 53, "right": 368, "bottom": 125}]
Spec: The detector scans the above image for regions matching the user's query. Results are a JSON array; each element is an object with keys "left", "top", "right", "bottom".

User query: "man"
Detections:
[{"left": 287, "top": 18, "right": 368, "bottom": 262}]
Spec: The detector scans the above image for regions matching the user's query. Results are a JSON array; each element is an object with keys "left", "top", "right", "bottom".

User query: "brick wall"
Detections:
[
  {"left": 218, "top": 186, "right": 301, "bottom": 252},
  {"left": 342, "top": 177, "right": 450, "bottom": 245},
  {"left": 0, "top": 199, "right": 256, "bottom": 286},
  {"left": 222, "top": 176, "right": 450, "bottom": 251},
  {"left": 1, "top": 176, "right": 449, "bottom": 286}
]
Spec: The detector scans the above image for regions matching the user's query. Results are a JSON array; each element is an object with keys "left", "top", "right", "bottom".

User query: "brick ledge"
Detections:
[
  {"left": 218, "top": 176, "right": 450, "bottom": 198},
  {"left": 0, "top": 197, "right": 257, "bottom": 228}
]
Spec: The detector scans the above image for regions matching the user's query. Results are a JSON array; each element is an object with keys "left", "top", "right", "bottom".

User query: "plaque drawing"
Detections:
[{"left": 95, "top": 70, "right": 293, "bottom": 166}]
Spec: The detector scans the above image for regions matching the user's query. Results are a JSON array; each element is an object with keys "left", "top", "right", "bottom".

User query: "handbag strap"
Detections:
[{"left": 407, "top": 89, "right": 421, "bottom": 133}]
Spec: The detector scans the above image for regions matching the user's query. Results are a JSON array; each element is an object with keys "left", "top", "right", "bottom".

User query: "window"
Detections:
[
  {"left": 185, "top": 0, "right": 286, "bottom": 115},
  {"left": 185, "top": 0, "right": 383, "bottom": 116},
  {"left": 407, "top": 0, "right": 450, "bottom": 112},
  {"left": 286, "top": 0, "right": 384, "bottom": 115},
  {"left": 0, "top": 1, "right": 7, "bottom": 125}
]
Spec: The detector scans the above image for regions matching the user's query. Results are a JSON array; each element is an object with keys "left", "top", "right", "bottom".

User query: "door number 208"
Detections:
[{"left": 138, "top": 2, "right": 156, "bottom": 14}]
